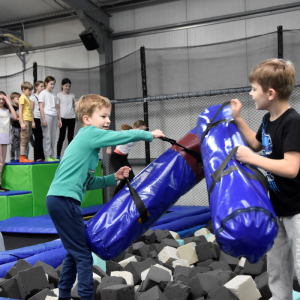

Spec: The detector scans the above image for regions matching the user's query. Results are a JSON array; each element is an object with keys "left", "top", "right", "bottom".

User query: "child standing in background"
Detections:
[
  {"left": 39, "top": 76, "right": 62, "bottom": 162},
  {"left": 56, "top": 78, "right": 77, "bottom": 159},
  {"left": 0, "top": 91, "right": 17, "bottom": 190},
  {"left": 10, "top": 92, "right": 21, "bottom": 162},
  {"left": 30, "top": 81, "right": 45, "bottom": 162},
  {"left": 107, "top": 120, "right": 147, "bottom": 196},
  {"left": 19, "top": 82, "right": 34, "bottom": 163}
]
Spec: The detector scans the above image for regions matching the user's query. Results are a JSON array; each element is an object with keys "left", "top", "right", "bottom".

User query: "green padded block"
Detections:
[
  {"left": 82, "top": 162, "right": 103, "bottom": 208},
  {"left": 0, "top": 193, "right": 33, "bottom": 221},
  {"left": 2, "top": 161, "right": 103, "bottom": 217},
  {"left": 0, "top": 196, "right": 8, "bottom": 221}
]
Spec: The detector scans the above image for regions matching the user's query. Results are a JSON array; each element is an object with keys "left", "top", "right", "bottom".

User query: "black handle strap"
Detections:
[
  {"left": 208, "top": 146, "right": 269, "bottom": 195},
  {"left": 160, "top": 137, "right": 202, "bottom": 162},
  {"left": 126, "top": 178, "right": 149, "bottom": 224},
  {"left": 200, "top": 101, "right": 231, "bottom": 145}
]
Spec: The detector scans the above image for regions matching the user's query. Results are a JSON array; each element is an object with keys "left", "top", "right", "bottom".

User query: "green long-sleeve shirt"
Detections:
[{"left": 47, "top": 125, "right": 153, "bottom": 202}]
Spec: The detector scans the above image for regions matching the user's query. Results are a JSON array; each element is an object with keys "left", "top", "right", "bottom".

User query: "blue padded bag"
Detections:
[
  {"left": 197, "top": 102, "right": 278, "bottom": 263},
  {"left": 85, "top": 128, "right": 204, "bottom": 260}
]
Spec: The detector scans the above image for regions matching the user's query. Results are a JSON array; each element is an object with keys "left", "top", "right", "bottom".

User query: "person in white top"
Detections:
[
  {"left": 39, "top": 76, "right": 62, "bottom": 162},
  {"left": 30, "top": 81, "right": 45, "bottom": 162},
  {"left": 0, "top": 91, "right": 17, "bottom": 191},
  {"left": 56, "top": 78, "right": 77, "bottom": 159},
  {"left": 107, "top": 120, "right": 146, "bottom": 196}
]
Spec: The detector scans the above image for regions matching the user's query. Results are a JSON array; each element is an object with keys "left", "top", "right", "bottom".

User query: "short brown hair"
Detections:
[
  {"left": 121, "top": 124, "right": 132, "bottom": 130},
  {"left": 10, "top": 92, "right": 21, "bottom": 100},
  {"left": 33, "top": 81, "right": 44, "bottom": 93},
  {"left": 21, "top": 82, "right": 33, "bottom": 91},
  {"left": 133, "top": 120, "right": 146, "bottom": 128},
  {"left": 76, "top": 94, "right": 111, "bottom": 126},
  {"left": 249, "top": 59, "right": 296, "bottom": 100}
]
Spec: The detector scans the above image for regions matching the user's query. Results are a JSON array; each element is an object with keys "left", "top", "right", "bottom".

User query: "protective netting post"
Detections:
[
  {"left": 33, "top": 62, "right": 37, "bottom": 84},
  {"left": 278, "top": 25, "right": 283, "bottom": 59},
  {"left": 141, "top": 46, "right": 150, "bottom": 166}
]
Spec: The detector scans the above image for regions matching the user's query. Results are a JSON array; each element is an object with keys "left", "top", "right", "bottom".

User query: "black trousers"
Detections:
[
  {"left": 32, "top": 118, "right": 45, "bottom": 161},
  {"left": 110, "top": 151, "right": 135, "bottom": 196},
  {"left": 57, "top": 118, "right": 76, "bottom": 157}
]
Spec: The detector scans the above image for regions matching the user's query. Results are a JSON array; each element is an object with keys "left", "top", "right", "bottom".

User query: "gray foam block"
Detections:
[
  {"left": 163, "top": 281, "right": 190, "bottom": 300},
  {"left": 137, "top": 285, "right": 168, "bottom": 300},
  {"left": 195, "top": 243, "right": 218, "bottom": 262},
  {"left": 189, "top": 267, "right": 211, "bottom": 279},
  {"left": 17, "top": 266, "right": 50, "bottom": 300},
  {"left": 106, "top": 260, "right": 122, "bottom": 276},
  {"left": 173, "top": 274, "right": 190, "bottom": 285},
  {"left": 123, "top": 258, "right": 156, "bottom": 285},
  {"left": 254, "top": 271, "right": 272, "bottom": 300},
  {"left": 209, "top": 261, "right": 232, "bottom": 272},
  {"left": 100, "top": 284, "right": 135, "bottom": 300},
  {"left": 142, "top": 266, "right": 171, "bottom": 292},
  {"left": 174, "top": 266, "right": 191, "bottom": 278},
  {"left": 197, "top": 259, "right": 215, "bottom": 268},
  {"left": 92, "top": 265, "right": 107, "bottom": 279},
  {"left": 207, "top": 286, "right": 239, "bottom": 299},
  {"left": 4, "top": 260, "right": 32, "bottom": 279},
  {"left": 0, "top": 275, "right": 22, "bottom": 299},
  {"left": 132, "top": 242, "right": 150, "bottom": 259},
  {"left": 33, "top": 261, "right": 59, "bottom": 287},
  {"left": 243, "top": 256, "right": 266, "bottom": 276},
  {"left": 158, "top": 239, "right": 180, "bottom": 253},
  {"left": 27, "top": 288, "right": 56, "bottom": 300},
  {"left": 184, "top": 236, "right": 207, "bottom": 246},
  {"left": 95, "top": 276, "right": 126, "bottom": 300},
  {"left": 155, "top": 229, "right": 174, "bottom": 243}
]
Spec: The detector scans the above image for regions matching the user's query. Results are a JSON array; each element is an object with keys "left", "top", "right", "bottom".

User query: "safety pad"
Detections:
[
  {"left": 2, "top": 162, "right": 103, "bottom": 216},
  {"left": 0, "top": 239, "right": 67, "bottom": 278},
  {"left": 197, "top": 103, "right": 278, "bottom": 263},
  {"left": 0, "top": 205, "right": 104, "bottom": 234},
  {"left": 0, "top": 192, "right": 33, "bottom": 221}
]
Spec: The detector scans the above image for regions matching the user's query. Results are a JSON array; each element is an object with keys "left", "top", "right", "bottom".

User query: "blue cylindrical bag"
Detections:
[
  {"left": 197, "top": 102, "right": 278, "bottom": 263},
  {"left": 85, "top": 128, "right": 204, "bottom": 260}
]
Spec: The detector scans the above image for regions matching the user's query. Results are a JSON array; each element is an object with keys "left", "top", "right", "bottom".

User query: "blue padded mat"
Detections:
[
  {"left": 0, "top": 205, "right": 210, "bottom": 235},
  {"left": 0, "top": 204, "right": 104, "bottom": 234}
]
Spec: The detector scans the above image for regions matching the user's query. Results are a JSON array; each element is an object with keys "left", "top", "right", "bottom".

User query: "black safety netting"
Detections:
[{"left": 1, "top": 29, "right": 300, "bottom": 205}]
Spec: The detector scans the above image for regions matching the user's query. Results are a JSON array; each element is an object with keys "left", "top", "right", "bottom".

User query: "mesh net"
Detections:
[{"left": 1, "top": 29, "right": 300, "bottom": 205}]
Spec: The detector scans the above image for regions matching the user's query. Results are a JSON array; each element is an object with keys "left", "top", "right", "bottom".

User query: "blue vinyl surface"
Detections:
[
  {"left": 197, "top": 103, "right": 278, "bottom": 263},
  {"left": 0, "top": 190, "right": 32, "bottom": 196}
]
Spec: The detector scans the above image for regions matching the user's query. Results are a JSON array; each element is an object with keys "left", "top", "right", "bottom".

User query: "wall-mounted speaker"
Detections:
[{"left": 79, "top": 28, "right": 100, "bottom": 51}]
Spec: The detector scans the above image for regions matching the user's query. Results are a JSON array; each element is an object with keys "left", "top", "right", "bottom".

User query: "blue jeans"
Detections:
[{"left": 46, "top": 195, "right": 93, "bottom": 300}]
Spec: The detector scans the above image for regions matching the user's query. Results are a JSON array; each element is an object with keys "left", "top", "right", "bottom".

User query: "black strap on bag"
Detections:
[
  {"left": 160, "top": 137, "right": 202, "bottom": 162},
  {"left": 198, "top": 101, "right": 268, "bottom": 197},
  {"left": 126, "top": 178, "right": 150, "bottom": 224},
  {"left": 200, "top": 101, "right": 232, "bottom": 145},
  {"left": 208, "top": 146, "right": 269, "bottom": 195}
]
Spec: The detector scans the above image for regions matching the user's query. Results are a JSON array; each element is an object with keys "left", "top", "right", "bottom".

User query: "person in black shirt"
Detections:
[
  {"left": 10, "top": 92, "right": 21, "bottom": 162},
  {"left": 231, "top": 59, "right": 300, "bottom": 300}
]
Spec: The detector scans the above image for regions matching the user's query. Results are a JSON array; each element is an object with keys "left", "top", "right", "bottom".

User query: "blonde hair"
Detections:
[
  {"left": 10, "top": 92, "right": 21, "bottom": 100},
  {"left": 76, "top": 94, "right": 111, "bottom": 126},
  {"left": 21, "top": 82, "right": 33, "bottom": 91},
  {"left": 249, "top": 59, "right": 296, "bottom": 100}
]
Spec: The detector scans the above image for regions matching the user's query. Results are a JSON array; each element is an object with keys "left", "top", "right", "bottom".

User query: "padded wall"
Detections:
[{"left": 1, "top": 162, "right": 103, "bottom": 217}]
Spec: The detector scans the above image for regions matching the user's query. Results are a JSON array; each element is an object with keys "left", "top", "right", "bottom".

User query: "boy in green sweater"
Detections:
[{"left": 46, "top": 94, "right": 164, "bottom": 300}]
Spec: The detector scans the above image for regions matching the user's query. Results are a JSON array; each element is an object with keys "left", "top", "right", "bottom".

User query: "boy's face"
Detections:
[
  {"left": 87, "top": 107, "right": 111, "bottom": 130},
  {"left": 23, "top": 88, "right": 32, "bottom": 97},
  {"left": 249, "top": 81, "right": 270, "bottom": 110},
  {"left": 12, "top": 97, "right": 19, "bottom": 105}
]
